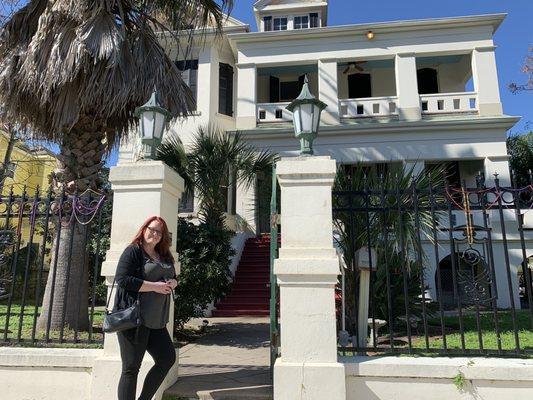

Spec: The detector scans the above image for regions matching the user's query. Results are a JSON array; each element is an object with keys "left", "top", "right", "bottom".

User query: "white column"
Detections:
[
  {"left": 235, "top": 178, "right": 257, "bottom": 234},
  {"left": 274, "top": 156, "right": 345, "bottom": 400},
  {"left": 395, "top": 53, "right": 421, "bottom": 121},
  {"left": 404, "top": 160, "right": 425, "bottom": 179},
  {"left": 483, "top": 155, "right": 520, "bottom": 309},
  {"left": 318, "top": 59, "right": 340, "bottom": 125},
  {"left": 472, "top": 46, "right": 503, "bottom": 116},
  {"left": 91, "top": 160, "right": 184, "bottom": 400},
  {"left": 236, "top": 63, "right": 257, "bottom": 129}
]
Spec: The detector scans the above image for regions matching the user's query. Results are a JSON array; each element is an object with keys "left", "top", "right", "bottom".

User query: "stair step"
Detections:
[
  {"left": 212, "top": 309, "right": 270, "bottom": 317},
  {"left": 221, "top": 297, "right": 269, "bottom": 304},
  {"left": 215, "top": 303, "right": 270, "bottom": 310}
]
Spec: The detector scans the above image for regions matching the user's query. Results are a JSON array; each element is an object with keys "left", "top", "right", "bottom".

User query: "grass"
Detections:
[
  {"left": 0, "top": 303, "right": 105, "bottom": 348},
  {"left": 414, "top": 310, "right": 533, "bottom": 352}
]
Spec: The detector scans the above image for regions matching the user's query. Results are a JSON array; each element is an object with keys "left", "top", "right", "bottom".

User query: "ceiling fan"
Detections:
[{"left": 343, "top": 61, "right": 366, "bottom": 74}]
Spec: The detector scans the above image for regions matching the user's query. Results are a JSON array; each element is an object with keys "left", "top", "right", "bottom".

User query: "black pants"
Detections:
[{"left": 117, "top": 325, "right": 176, "bottom": 400}]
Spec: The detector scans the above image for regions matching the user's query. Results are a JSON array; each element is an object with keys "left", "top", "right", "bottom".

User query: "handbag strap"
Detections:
[{"left": 106, "top": 252, "right": 143, "bottom": 312}]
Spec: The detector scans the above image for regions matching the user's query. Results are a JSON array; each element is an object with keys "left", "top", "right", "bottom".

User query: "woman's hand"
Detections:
[
  {"left": 167, "top": 278, "right": 178, "bottom": 290},
  {"left": 147, "top": 281, "right": 173, "bottom": 295}
]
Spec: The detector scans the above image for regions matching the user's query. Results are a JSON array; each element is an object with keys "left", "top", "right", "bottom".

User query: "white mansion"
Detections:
[{"left": 118, "top": 0, "right": 531, "bottom": 309}]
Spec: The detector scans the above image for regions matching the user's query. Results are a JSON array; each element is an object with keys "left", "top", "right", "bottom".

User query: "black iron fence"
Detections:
[
  {"left": 333, "top": 172, "right": 533, "bottom": 357},
  {"left": 0, "top": 187, "right": 109, "bottom": 346}
]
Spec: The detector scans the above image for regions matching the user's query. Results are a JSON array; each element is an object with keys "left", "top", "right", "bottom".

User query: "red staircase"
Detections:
[{"left": 213, "top": 235, "right": 274, "bottom": 317}]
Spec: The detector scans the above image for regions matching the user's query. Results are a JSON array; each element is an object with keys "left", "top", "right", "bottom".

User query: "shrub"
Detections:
[{"left": 174, "top": 218, "right": 234, "bottom": 330}]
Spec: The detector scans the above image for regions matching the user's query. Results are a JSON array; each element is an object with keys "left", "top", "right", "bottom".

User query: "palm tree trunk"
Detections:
[{"left": 37, "top": 118, "right": 106, "bottom": 333}]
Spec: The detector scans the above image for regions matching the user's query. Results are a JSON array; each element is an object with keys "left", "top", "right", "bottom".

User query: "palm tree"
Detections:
[
  {"left": 157, "top": 125, "right": 276, "bottom": 228},
  {"left": 0, "top": 0, "right": 233, "bottom": 332},
  {"left": 333, "top": 163, "right": 445, "bottom": 333}
]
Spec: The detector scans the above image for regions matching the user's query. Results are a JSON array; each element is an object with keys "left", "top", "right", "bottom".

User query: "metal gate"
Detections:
[{"left": 269, "top": 164, "right": 280, "bottom": 375}]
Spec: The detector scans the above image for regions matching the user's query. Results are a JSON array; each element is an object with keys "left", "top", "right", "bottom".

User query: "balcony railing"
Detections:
[
  {"left": 339, "top": 96, "right": 398, "bottom": 119},
  {"left": 420, "top": 92, "right": 478, "bottom": 114},
  {"left": 257, "top": 102, "right": 292, "bottom": 123}
]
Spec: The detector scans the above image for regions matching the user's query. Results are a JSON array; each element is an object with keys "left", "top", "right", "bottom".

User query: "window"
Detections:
[
  {"left": 263, "top": 16, "right": 272, "bottom": 32},
  {"left": 176, "top": 59, "right": 198, "bottom": 110},
  {"left": 294, "top": 16, "right": 309, "bottom": 29},
  {"left": 219, "top": 63, "right": 234, "bottom": 116},
  {"left": 348, "top": 73, "right": 372, "bottom": 98},
  {"left": 417, "top": 68, "right": 439, "bottom": 94},
  {"left": 4, "top": 162, "right": 16, "bottom": 178},
  {"left": 310, "top": 13, "right": 319, "bottom": 28},
  {"left": 273, "top": 17, "right": 287, "bottom": 31},
  {"left": 280, "top": 81, "right": 300, "bottom": 101},
  {"left": 179, "top": 189, "right": 194, "bottom": 213}
]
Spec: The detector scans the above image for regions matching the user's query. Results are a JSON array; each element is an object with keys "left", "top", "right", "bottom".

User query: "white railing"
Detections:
[
  {"left": 256, "top": 102, "right": 292, "bottom": 123},
  {"left": 339, "top": 96, "right": 398, "bottom": 119},
  {"left": 420, "top": 92, "right": 478, "bottom": 114}
]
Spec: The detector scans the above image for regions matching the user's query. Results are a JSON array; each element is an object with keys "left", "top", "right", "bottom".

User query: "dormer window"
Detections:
[
  {"left": 310, "top": 13, "right": 319, "bottom": 28},
  {"left": 273, "top": 17, "right": 288, "bottom": 31},
  {"left": 294, "top": 16, "right": 309, "bottom": 29},
  {"left": 263, "top": 16, "right": 272, "bottom": 31}
]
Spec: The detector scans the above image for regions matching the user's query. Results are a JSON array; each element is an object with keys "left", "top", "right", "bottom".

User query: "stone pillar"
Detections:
[
  {"left": 91, "top": 160, "right": 184, "bottom": 400},
  {"left": 472, "top": 46, "right": 503, "bottom": 116},
  {"left": 318, "top": 59, "right": 340, "bottom": 125},
  {"left": 274, "top": 156, "right": 345, "bottom": 400},
  {"left": 236, "top": 63, "right": 257, "bottom": 129},
  {"left": 395, "top": 53, "right": 421, "bottom": 121}
]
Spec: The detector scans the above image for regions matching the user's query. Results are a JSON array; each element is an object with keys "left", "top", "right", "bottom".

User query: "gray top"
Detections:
[{"left": 140, "top": 259, "right": 175, "bottom": 329}]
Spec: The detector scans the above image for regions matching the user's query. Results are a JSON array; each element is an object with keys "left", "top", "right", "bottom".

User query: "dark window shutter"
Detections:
[
  {"left": 417, "top": 68, "right": 439, "bottom": 94},
  {"left": 263, "top": 16, "right": 272, "bottom": 31},
  {"left": 348, "top": 73, "right": 372, "bottom": 98},
  {"left": 176, "top": 59, "right": 198, "bottom": 110},
  {"left": 219, "top": 63, "right": 234, "bottom": 116},
  {"left": 298, "top": 74, "right": 305, "bottom": 92},
  {"left": 310, "top": 13, "right": 319, "bottom": 28},
  {"left": 269, "top": 76, "right": 280, "bottom": 102}
]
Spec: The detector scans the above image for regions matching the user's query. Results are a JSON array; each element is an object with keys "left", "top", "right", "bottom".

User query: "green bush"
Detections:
[{"left": 174, "top": 218, "right": 235, "bottom": 330}]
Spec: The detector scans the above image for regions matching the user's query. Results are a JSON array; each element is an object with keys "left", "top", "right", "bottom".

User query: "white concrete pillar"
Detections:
[
  {"left": 236, "top": 63, "right": 257, "bottom": 129},
  {"left": 472, "top": 46, "right": 503, "bottom": 116},
  {"left": 198, "top": 47, "right": 216, "bottom": 118},
  {"left": 91, "top": 160, "right": 184, "bottom": 400},
  {"left": 318, "top": 59, "right": 340, "bottom": 125},
  {"left": 274, "top": 156, "right": 345, "bottom": 400},
  {"left": 235, "top": 178, "right": 257, "bottom": 234},
  {"left": 395, "top": 53, "right": 421, "bottom": 121}
]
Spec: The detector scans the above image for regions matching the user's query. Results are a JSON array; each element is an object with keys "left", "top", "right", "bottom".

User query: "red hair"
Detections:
[{"left": 131, "top": 216, "right": 174, "bottom": 264}]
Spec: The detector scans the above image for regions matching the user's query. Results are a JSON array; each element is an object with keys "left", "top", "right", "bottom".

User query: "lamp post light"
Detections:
[
  {"left": 286, "top": 75, "right": 327, "bottom": 156},
  {"left": 134, "top": 90, "right": 172, "bottom": 160}
]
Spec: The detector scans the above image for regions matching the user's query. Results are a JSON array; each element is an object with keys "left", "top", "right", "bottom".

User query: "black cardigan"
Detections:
[{"left": 112, "top": 244, "right": 176, "bottom": 311}]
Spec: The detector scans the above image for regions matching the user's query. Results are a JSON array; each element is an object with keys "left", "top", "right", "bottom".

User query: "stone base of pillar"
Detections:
[
  {"left": 274, "top": 360, "right": 346, "bottom": 400},
  {"left": 90, "top": 351, "right": 179, "bottom": 400}
]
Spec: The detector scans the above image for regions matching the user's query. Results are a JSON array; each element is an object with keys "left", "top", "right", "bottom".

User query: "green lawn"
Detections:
[
  {"left": 0, "top": 303, "right": 104, "bottom": 348},
  {"left": 413, "top": 310, "right": 533, "bottom": 353}
]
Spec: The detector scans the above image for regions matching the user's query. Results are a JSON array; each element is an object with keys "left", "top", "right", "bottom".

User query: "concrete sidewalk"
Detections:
[{"left": 164, "top": 317, "right": 272, "bottom": 400}]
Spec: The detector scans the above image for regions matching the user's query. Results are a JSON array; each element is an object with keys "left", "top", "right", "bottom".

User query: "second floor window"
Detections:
[
  {"left": 294, "top": 16, "right": 309, "bottom": 29},
  {"left": 219, "top": 63, "right": 234, "bottom": 116},
  {"left": 273, "top": 17, "right": 287, "bottom": 31},
  {"left": 263, "top": 16, "right": 272, "bottom": 31},
  {"left": 176, "top": 59, "right": 198, "bottom": 111},
  {"left": 310, "top": 13, "right": 319, "bottom": 28}
]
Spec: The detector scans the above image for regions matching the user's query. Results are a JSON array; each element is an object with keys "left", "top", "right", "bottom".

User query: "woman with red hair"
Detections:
[{"left": 113, "top": 216, "right": 178, "bottom": 400}]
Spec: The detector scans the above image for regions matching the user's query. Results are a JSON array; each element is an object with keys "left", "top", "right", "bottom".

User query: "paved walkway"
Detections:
[{"left": 165, "top": 317, "right": 272, "bottom": 400}]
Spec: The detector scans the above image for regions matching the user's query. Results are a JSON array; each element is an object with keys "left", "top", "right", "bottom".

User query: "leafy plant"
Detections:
[
  {"left": 174, "top": 218, "right": 235, "bottom": 330},
  {"left": 333, "top": 162, "right": 445, "bottom": 334},
  {"left": 157, "top": 125, "right": 276, "bottom": 228}
]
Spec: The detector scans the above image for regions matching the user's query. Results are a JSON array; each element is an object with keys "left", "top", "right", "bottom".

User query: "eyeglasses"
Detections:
[{"left": 146, "top": 226, "right": 163, "bottom": 237}]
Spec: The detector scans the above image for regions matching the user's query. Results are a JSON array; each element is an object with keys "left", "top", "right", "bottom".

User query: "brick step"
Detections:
[
  {"left": 221, "top": 297, "right": 269, "bottom": 304},
  {"left": 215, "top": 303, "right": 269, "bottom": 310},
  {"left": 232, "top": 284, "right": 270, "bottom": 291},
  {"left": 229, "top": 288, "right": 270, "bottom": 295},
  {"left": 212, "top": 309, "right": 270, "bottom": 317},
  {"left": 235, "top": 270, "right": 269, "bottom": 277},
  {"left": 234, "top": 266, "right": 270, "bottom": 271}
]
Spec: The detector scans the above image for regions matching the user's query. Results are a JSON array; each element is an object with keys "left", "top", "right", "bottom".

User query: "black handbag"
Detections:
[{"left": 103, "top": 275, "right": 142, "bottom": 333}]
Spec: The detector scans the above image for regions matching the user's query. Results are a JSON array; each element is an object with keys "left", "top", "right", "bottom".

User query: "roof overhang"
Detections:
[
  {"left": 234, "top": 115, "right": 521, "bottom": 140},
  {"left": 229, "top": 13, "right": 506, "bottom": 57}
]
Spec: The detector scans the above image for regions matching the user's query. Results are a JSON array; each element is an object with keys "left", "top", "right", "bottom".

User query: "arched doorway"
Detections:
[{"left": 436, "top": 251, "right": 493, "bottom": 309}]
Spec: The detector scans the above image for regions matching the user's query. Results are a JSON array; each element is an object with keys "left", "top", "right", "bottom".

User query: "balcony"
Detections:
[
  {"left": 256, "top": 102, "right": 292, "bottom": 123},
  {"left": 420, "top": 92, "right": 478, "bottom": 115},
  {"left": 339, "top": 96, "right": 398, "bottom": 119}
]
